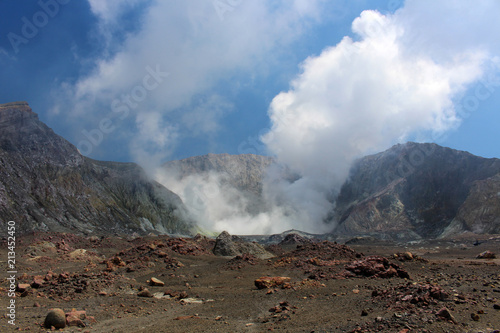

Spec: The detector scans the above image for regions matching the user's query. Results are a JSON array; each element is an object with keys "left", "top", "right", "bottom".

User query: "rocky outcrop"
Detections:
[
  {"left": 443, "top": 173, "right": 500, "bottom": 236},
  {"left": 213, "top": 231, "right": 274, "bottom": 259},
  {"left": 163, "top": 153, "right": 274, "bottom": 196},
  {"left": 333, "top": 142, "right": 500, "bottom": 239},
  {"left": 0, "top": 102, "right": 193, "bottom": 235}
]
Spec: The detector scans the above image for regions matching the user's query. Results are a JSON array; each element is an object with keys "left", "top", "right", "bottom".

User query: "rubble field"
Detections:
[{"left": 1, "top": 232, "right": 499, "bottom": 332}]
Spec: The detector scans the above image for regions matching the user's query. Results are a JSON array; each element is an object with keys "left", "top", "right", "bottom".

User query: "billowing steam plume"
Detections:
[{"left": 160, "top": 1, "right": 500, "bottom": 235}]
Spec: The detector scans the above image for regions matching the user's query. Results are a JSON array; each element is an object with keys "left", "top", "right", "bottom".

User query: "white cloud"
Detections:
[
  {"left": 262, "top": 0, "right": 500, "bottom": 231},
  {"left": 87, "top": 0, "right": 144, "bottom": 24},
  {"left": 130, "top": 111, "right": 178, "bottom": 174},
  {"left": 58, "top": 0, "right": 330, "bottom": 162}
]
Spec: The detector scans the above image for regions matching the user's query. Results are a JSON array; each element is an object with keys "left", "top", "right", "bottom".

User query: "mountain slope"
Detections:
[
  {"left": 0, "top": 102, "right": 193, "bottom": 235},
  {"left": 332, "top": 142, "right": 500, "bottom": 239},
  {"left": 163, "top": 153, "right": 275, "bottom": 196}
]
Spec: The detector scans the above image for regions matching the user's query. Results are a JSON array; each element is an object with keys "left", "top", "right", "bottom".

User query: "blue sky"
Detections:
[{"left": 1, "top": 0, "right": 499, "bottom": 170}]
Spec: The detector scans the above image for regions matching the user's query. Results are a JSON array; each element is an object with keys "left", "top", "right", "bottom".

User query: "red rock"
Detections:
[
  {"left": 436, "top": 307, "right": 457, "bottom": 324},
  {"left": 16, "top": 283, "right": 30, "bottom": 293},
  {"left": 44, "top": 272, "right": 54, "bottom": 281},
  {"left": 31, "top": 279, "right": 44, "bottom": 288},
  {"left": 255, "top": 276, "right": 291, "bottom": 289},
  {"left": 477, "top": 251, "right": 496, "bottom": 259},
  {"left": 66, "top": 315, "right": 86, "bottom": 327},
  {"left": 66, "top": 310, "right": 86, "bottom": 320},
  {"left": 137, "top": 289, "right": 153, "bottom": 297},
  {"left": 111, "top": 256, "right": 126, "bottom": 266},
  {"left": 149, "top": 277, "right": 165, "bottom": 286},
  {"left": 174, "top": 315, "right": 200, "bottom": 320},
  {"left": 344, "top": 256, "right": 410, "bottom": 279}
]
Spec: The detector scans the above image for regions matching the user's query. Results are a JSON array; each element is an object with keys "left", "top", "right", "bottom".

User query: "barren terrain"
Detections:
[{"left": 1, "top": 232, "right": 499, "bottom": 332}]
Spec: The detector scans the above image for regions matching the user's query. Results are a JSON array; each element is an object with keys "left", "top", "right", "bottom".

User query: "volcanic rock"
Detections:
[
  {"left": 477, "top": 250, "right": 496, "bottom": 259},
  {"left": 150, "top": 277, "right": 165, "bottom": 286},
  {"left": 255, "top": 276, "right": 291, "bottom": 289},
  {"left": 31, "top": 279, "right": 44, "bottom": 288},
  {"left": 213, "top": 231, "right": 274, "bottom": 259},
  {"left": 137, "top": 289, "right": 153, "bottom": 297},
  {"left": 16, "top": 283, "right": 30, "bottom": 293},
  {"left": 334, "top": 142, "right": 500, "bottom": 239},
  {"left": 278, "top": 233, "right": 313, "bottom": 246},
  {"left": 343, "top": 256, "right": 410, "bottom": 279},
  {"left": 436, "top": 307, "right": 457, "bottom": 324},
  {"left": 0, "top": 101, "right": 194, "bottom": 236},
  {"left": 44, "top": 308, "right": 66, "bottom": 329}
]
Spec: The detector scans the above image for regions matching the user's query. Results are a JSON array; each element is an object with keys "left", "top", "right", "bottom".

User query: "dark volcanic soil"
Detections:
[{"left": 1, "top": 232, "right": 499, "bottom": 332}]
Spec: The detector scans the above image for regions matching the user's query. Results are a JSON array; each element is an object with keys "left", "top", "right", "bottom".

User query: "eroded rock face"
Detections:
[
  {"left": 445, "top": 173, "right": 500, "bottom": 235},
  {"left": 213, "top": 231, "right": 274, "bottom": 259},
  {"left": 0, "top": 102, "right": 193, "bottom": 235},
  {"left": 163, "top": 153, "right": 275, "bottom": 196},
  {"left": 333, "top": 142, "right": 500, "bottom": 239}
]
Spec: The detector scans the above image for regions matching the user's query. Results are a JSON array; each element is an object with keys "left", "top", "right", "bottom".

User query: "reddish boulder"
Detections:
[
  {"left": 477, "top": 251, "right": 496, "bottom": 259},
  {"left": 344, "top": 256, "right": 410, "bottom": 279},
  {"left": 255, "top": 276, "right": 291, "bottom": 289}
]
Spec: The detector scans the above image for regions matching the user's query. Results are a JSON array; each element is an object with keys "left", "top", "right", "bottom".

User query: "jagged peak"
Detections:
[{"left": 0, "top": 101, "right": 32, "bottom": 111}]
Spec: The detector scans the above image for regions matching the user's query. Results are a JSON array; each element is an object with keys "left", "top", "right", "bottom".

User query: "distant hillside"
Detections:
[
  {"left": 332, "top": 142, "right": 500, "bottom": 239},
  {"left": 0, "top": 102, "right": 193, "bottom": 235},
  {"left": 163, "top": 143, "right": 500, "bottom": 240},
  {"left": 2, "top": 101, "right": 499, "bottom": 240},
  {"left": 163, "top": 153, "right": 274, "bottom": 196}
]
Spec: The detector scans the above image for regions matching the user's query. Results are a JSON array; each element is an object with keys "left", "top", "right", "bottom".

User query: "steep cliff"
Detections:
[
  {"left": 333, "top": 142, "right": 500, "bottom": 239},
  {"left": 163, "top": 153, "right": 274, "bottom": 196},
  {"left": 0, "top": 102, "right": 193, "bottom": 235}
]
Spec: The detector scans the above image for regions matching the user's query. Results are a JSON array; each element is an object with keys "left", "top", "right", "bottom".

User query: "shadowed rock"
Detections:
[{"left": 213, "top": 231, "right": 274, "bottom": 259}]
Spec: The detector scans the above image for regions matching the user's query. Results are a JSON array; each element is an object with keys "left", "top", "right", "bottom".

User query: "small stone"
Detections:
[
  {"left": 361, "top": 310, "right": 368, "bottom": 316},
  {"left": 31, "top": 279, "right": 44, "bottom": 288},
  {"left": 477, "top": 251, "right": 496, "bottom": 259},
  {"left": 66, "top": 315, "right": 86, "bottom": 327},
  {"left": 66, "top": 310, "right": 86, "bottom": 320},
  {"left": 352, "top": 289, "right": 360, "bottom": 294},
  {"left": 44, "top": 308, "right": 66, "bottom": 329},
  {"left": 149, "top": 277, "right": 165, "bottom": 287},
  {"left": 138, "top": 289, "right": 153, "bottom": 297},
  {"left": 254, "top": 277, "right": 291, "bottom": 289},
  {"left": 493, "top": 304, "right": 500, "bottom": 310},
  {"left": 174, "top": 315, "right": 200, "bottom": 320},
  {"left": 436, "top": 307, "right": 457, "bottom": 324},
  {"left": 16, "top": 283, "right": 30, "bottom": 293},
  {"left": 471, "top": 313, "right": 480, "bottom": 321}
]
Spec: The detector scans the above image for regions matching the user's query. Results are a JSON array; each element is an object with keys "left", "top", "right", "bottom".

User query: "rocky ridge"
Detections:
[
  {"left": 333, "top": 142, "right": 500, "bottom": 239},
  {"left": 0, "top": 102, "right": 193, "bottom": 235}
]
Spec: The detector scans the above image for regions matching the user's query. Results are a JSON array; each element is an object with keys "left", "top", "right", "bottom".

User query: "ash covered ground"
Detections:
[{"left": 1, "top": 232, "right": 499, "bottom": 332}]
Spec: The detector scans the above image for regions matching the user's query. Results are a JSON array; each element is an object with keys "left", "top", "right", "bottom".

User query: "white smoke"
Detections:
[
  {"left": 155, "top": 1, "right": 500, "bottom": 235},
  {"left": 156, "top": 165, "right": 319, "bottom": 235},
  {"left": 73, "top": 0, "right": 500, "bottom": 235},
  {"left": 259, "top": 1, "right": 500, "bottom": 232}
]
